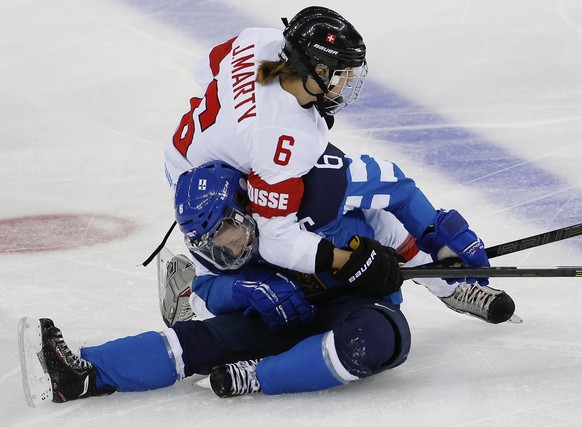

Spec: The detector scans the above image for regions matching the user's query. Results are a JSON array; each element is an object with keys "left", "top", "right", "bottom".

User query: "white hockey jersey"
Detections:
[{"left": 164, "top": 27, "right": 330, "bottom": 273}]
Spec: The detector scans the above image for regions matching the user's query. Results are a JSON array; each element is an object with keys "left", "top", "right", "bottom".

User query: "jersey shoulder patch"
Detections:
[{"left": 248, "top": 171, "right": 304, "bottom": 219}]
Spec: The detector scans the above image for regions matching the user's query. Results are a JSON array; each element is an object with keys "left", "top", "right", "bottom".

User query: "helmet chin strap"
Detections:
[
  {"left": 312, "top": 89, "right": 335, "bottom": 129},
  {"left": 286, "top": 35, "right": 335, "bottom": 127},
  {"left": 288, "top": 35, "right": 329, "bottom": 95},
  {"left": 301, "top": 75, "right": 323, "bottom": 97},
  {"left": 318, "top": 97, "right": 335, "bottom": 129},
  {"left": 299, "top": 75, "right": 335, "bottom": 129}
]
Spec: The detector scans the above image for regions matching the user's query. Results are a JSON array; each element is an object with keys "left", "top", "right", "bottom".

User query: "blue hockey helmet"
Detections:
[{"left": 174, "top": 161, "right": 258, "bottom": 270}]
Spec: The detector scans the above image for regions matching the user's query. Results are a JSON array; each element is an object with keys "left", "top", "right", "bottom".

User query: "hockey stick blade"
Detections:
[{"left": 401, "top": 266, "right": 582, "bottom": 279}]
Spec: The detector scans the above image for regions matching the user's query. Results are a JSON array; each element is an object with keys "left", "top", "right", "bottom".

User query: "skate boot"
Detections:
[
  {"left": 40, "top": 318, "right": 112, "bottom": 403},
  {"left": 440, "top": 283, "right": 517, "bottom": 324},
  {"left": 209, "top": 359, "right": 262, "bottom": 397},
  {"left": 157, "top": 247, "right": 196, "bottom": 327}
]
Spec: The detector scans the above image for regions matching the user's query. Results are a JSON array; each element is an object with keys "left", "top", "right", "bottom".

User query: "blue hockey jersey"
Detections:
[{"left": 191, "top": 144, "right": 438, "bottom": 316}]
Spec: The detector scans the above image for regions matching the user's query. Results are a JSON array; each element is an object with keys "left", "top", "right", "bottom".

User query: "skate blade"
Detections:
[
  {"left": 18, "top": 317, "right": 52, "bottom": 407},
  {"left": 157, "top": 246, "right": 176, "bottom": 306},
  {"left": 195, "top": 376, "right": 211, "bottom": 389},
  {"left": 507, "top": 313, "right": 523, "bottom": 324}
]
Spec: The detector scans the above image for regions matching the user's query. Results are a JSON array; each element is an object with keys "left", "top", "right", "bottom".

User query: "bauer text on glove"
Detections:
[{"left": 333, "top": 236, "right": 404, "bottom": 297}]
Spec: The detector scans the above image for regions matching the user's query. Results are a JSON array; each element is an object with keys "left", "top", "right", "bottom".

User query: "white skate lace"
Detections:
[
  {"left": 444, "top": 283, "right": 499, "bottom": 317},
  {"left": 53, "top": 330, "right": 93, "bottom": 371},
  {"left": 177, "top": 298, "right": 194, "bottom": 321},
  {"left": 228, "top": 360, "right": 261, "bottom": 395}
]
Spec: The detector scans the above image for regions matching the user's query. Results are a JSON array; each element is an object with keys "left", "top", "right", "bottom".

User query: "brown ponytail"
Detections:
[{"left": 257, "top": 60, "right": 298, "bottom": 84}]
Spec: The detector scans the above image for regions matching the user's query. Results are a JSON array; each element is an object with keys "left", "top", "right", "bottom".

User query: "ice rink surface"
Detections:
[{"left": 1, "top": 0, "right": 582, "bottom": 425}]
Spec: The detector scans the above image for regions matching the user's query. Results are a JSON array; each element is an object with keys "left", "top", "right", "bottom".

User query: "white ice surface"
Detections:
[{"left": 1, "top": 1, "right": 582, "bottom": 426}]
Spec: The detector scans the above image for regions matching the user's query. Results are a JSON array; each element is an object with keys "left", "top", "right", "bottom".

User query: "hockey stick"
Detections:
[
  {"left": 307, "top": 265, "right": 582, "bottom": 303},
  {"left": 484, "top": 222, "right": 582, "bottom": 258},
  {"left": 420, "top": 222, "right": 582, "bottom": 268},
  {"left": 401, "top": 266, "right": 582, "bottom": 279},
  {"left": 308, "top": 224, "right": 582, "bottom": 302}
]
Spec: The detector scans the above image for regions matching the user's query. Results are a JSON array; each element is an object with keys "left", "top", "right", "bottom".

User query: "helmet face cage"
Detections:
[
  {"left": 321, "top": 62, "right": 367, "bottom": 114},
  {"left": 185, "top": 206, "right": 258, "bottom": 271}
]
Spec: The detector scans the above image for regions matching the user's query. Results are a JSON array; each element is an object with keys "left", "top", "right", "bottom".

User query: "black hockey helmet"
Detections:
[{"left": 280, "top": 6, "right": 367, "bottom": 113}]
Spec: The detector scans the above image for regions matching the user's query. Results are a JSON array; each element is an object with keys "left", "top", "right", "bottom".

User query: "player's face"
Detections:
[
  {"left": 322, "top": 62, "right": 367, "bottom": 113},
  {"left": 185, "top": 204, "right": 258, "bottom": 271},
  {"left": 210, "top": 220, "right": 254, "bottom": 257},
  {"left": 325, "top": 68, "right": 355, "bottom": 100}
]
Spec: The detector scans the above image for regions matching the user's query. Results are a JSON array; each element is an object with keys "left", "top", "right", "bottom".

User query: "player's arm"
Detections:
[
  {"left": 247, "top": 171, "right": 365, "bottom": 273},
  {"left": 249, "top": 173, "right": 403, "bottom": 296},
  {"left": 345, "top": 155, "right": 490, "bottom": 283},
  {"left": 342, "top": 155, "right": 438, "bottom": 237},
  {"left": 191, "top": 257, "right": 316, "bottom": 329},
  {"left": 248, "top": 126, "right": 403, "bottom": 294},
  {"left": 232, "top": 266, "right": 316, "bottom": 330},
  {"left": 191, "top": 273, "right": 247, "bottom": 318}
]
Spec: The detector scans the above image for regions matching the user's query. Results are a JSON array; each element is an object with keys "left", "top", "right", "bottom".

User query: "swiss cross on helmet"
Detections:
[
  {"left": 174, "top": 161, "right": 258, "bottom": 271},
  {"left": 280, "top": 6, "right": 367, "bottom": 114}
]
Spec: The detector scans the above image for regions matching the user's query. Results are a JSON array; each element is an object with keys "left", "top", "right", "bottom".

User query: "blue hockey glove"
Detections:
[
  {"left": 233, "top": 271, "right": 316, "bottom": 330},
  {"left": 417, "top": 209, "right": 490, "bottom": 286}
]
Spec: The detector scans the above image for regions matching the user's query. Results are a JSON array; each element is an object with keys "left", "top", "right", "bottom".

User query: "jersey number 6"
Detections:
[
  {"left": 173, "top": 79, "right": 221, "bottom": 157},
  {"left": 273, "top": 135, "right": 295, "bottom": 166}
]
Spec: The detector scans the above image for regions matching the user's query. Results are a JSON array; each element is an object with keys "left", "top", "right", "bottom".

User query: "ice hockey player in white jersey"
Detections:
[{"left": 164, "top": 6, "right": 387, "bottom": 291}]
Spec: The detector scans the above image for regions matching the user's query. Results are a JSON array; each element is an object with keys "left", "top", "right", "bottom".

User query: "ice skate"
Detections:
[
  {"left": 18, "top": 317, "right": 53, "bottom": 407},
  {"left": 209, "top": 359, "right": 262, "bottom": 398},
  {"left": 157, "top": 247, "right": 197, "bottom": 327},
  {"left": 440, "top": 283, "right": 520, "bottom": 324},
  {"left": 18, "top": 317, "right": 103, "bottom": 406}
]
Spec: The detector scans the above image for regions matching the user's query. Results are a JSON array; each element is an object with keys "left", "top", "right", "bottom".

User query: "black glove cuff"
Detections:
[{"left": 314, "top": 238, "right": 335, "bottom": 273}]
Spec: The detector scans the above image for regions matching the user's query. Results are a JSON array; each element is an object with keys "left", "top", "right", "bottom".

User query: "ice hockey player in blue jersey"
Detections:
[
  {"left": 19, "top": 152, "right": 515, "bottom": 405},
  {"left": 18, "top": 161, "right": 407, "bottom": 406},
  {"left": 173, "top": 150, "right": 515, "bottom": 397}
]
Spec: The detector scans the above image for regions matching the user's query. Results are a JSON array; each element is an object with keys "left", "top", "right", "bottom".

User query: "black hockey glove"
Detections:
[{"left": 333, "top": 236, "right": 404, "bottom": 298}]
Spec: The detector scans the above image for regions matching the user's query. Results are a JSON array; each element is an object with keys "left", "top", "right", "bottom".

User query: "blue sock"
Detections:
[
  {"left": 257, "top": 332, "right": 347, "bottom": 395},
  {"left": 81, "top": 331, "right": 178, "bottom": 392}
]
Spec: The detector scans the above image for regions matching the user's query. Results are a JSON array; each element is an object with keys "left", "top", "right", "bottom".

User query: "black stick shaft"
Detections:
[
  {"left": 422, "top": 222, "right": 582, "bottom": 268},
  {"left": 401, "top": 266, "right": 582, "bottom": 279},
  {"left": 485, "top": 223, "right": 582, "bottom": 258}
]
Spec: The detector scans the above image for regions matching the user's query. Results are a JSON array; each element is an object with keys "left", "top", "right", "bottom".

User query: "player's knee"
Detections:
[
  {"left": 171, "top": 320, "right": 223, "bottom": 376},
  {"left": 333, "top": 308, "right": 396, "bottom": 378}
]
